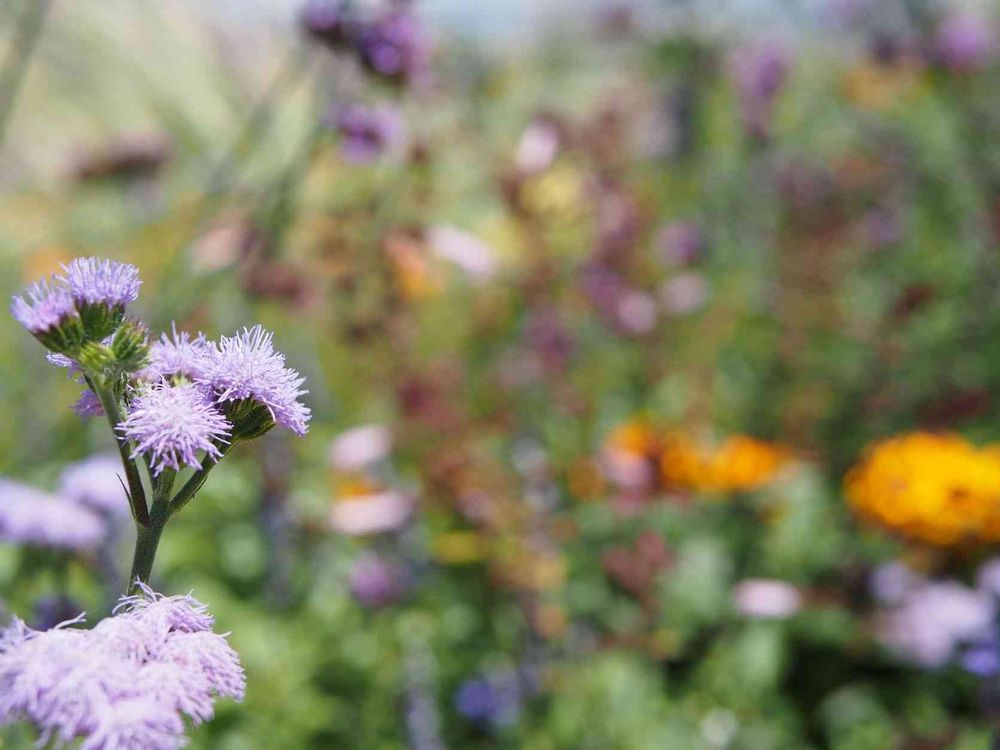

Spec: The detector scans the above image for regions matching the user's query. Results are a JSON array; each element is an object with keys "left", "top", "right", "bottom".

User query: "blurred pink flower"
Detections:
[
  {"left": 329, "top": 425, "right": 393, "bottom": 471},
  {"left": 660, "top": 272, "right": 708, "bottom": 315},
  {"left": 329, "top": 490, "right": 414, "bottom": 536},
  {"left": 427, "top": 226, "right": 498, "bottom": 282},
  {"left": 515, "top": 120, "right": 560, "bottom": 176},
  {"left": 616, "top": 291, "right": 658, "bottom": 334},
  {"left": 732, "top": 578, "right": 802, "bottom": 619}
]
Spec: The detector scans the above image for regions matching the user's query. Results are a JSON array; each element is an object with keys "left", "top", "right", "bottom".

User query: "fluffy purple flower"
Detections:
[
  {"left": 654, "top": 221, "right": 705, "bottom": 266},
  {"left": 0, "top": 479, "right": 105, "bottom": 552},
  {"left": 10, "top": 279, "right": 78, "bottom": 336},
  {"left": 355, "top": 8, "right": 430, "bottom": 83},
  {"left": 0, "top": 584, "right": 244, "bottom": 750},
  {"left": 59, "top": 257, "right": 140, "bottom": 308},
  {"left": 139, "top": 325, "right": 212, "bottom": 382},
  {"left": 198, "top": 325, "right": 310, "bottom": 437},
  {"left": 935, "top": 10, "right": 997, "bottom": 72},
  {"left": 58, "top": 455, "right": 129, "bottom": 516},
  {"left": 329, "top": 102, "right": 405, "bottom": 163},
  {"left": 118, "top": 382, "right": 231, "bottom": 475}
]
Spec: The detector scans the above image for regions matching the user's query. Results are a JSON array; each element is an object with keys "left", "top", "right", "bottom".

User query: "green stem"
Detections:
[
  {"left": 169, "top": 443, "right": 232, "bottom": 514},
  {"left": 93, "top": 380, "right": 150, "bottom": 527},
  {"left": 127, "top": 470, "right": 175, "bottom": 591}
]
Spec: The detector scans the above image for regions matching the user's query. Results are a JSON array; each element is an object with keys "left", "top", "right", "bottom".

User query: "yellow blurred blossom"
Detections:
[
  {"left": 432, "top": 530, "right": 488, "bottom": 564},
  {"left": 845, "top": 432, "right": 1000, "bottom": 546},
  {"left": 841, "top": 61, "right": 923, "bottom": 112},
  {"left": 660, "top": 432, "right": 790, "bottom": 493}
]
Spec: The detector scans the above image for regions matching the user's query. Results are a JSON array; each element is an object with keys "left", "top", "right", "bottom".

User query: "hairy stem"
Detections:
[
  {"left": 93, "top": 380, "right": 150, "bottom": 527},
  {"left": 169, "top": 443, "right": 232, "bottom": 514},
  {"left": 127, "top": 470, "right": 175, "bottom": 591}
]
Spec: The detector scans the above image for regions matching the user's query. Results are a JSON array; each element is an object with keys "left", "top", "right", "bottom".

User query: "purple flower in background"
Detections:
[
  {"left": 0, "top": 479, "right": 105, "bottom": 552},
  {"left": 329, "top": 102, "right": 405, "bottom": 163},
  {"left": 356, "top": 8, "right": 430, "bottom": 83},
  {"left": 732, "top": 578, "right": 803, "bottom": 619},
  {"left": 961, "top": 641, "right": 1000, "bottom": 677},
  {"left": 32, "top": 595, "right": 85, "bottom": 631},
  {"left": 935, "top": 10, "right": 997, "bottom": 72},
  {"left": 731, "top": 41, "right": 790, "bottom": 139},
  {"left": 0, "top": 584, "right": 244, "bottom": 749},
  {"left": 198, "top": 325, "right": 311, "bottom": 437},
  {"left": 10, "top": 280, "right": 78, "bottom": 336},
  {"left": 660, "top": 272, "right": 709, "bottom": 315},
  {"left": 140, "top": 325, "right": 212, "bottom": 382},
  {"left": 349, "top": 552, "right": 407, "bottom": 608},
  {"left": 878, "top": 579, "right": 995, "bottom": 668},
  {"left": 58, "top": 455, "right": 128, "bottom": 516},
  {"left": 118, "top": 382, "right": 231, "bottom": 475},
  {"left": 73, "top": 389, "right": 105, "bottom": 418},
  {"left": 300, "top": 0, "right": 353, "bottom": 48},
  {"left": 654, "top": 221, "right": 706, "bottom": 266},
  {"left": 454, "top": 670, "right": 521, "bottom": 728},
  {"left": 60, "top": 257, "right": 140, "bottom": 309},
  {"left": 427, "top": 226, "right": 498, "bottom": 282}
]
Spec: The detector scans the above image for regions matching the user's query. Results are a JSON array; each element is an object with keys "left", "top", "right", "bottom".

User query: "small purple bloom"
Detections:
[
  {"left": 355, "top": 8, "right": 430, "bottom": 83},
  {"left": 198, "top": 325, "right": 310, "bottom": 436},
  {"left": 731, "top": 41, "right": 790, "bottom": 139},
  {"left": 454, "top": 670, "right": 521, "bottom": 728},
  {"left": 73, "top": 389, "right": 105, "bottom": 418},
  {"left": 935, "top": 10, "right": 997, "bottom": 72},
  {"left": 59, "top": 257, "right": 140, "bottom": 308},
  {"left": 329, "top": 102, "right": 405, "bottom": 163},
  {"left": 59, "top": 455, "right": 129, "bottom": 516},
  {"left": 0, "top": 584, "right": 244, "bottom": 749},
  {"left": 301, "top": 0, "right": 353, "bottom": 47},
  {"left": 10, "top": 279, "right": 77, "bottom": 335},
  {"left": 118, "top": 382, "right": 231, "bottom": 475},
  {"left": 140, "top": 324, "right": 212, "bottom": 382},
  {"left": 961, "top": 642, "right": 1000, "bottom": 677},
  {"left": 654, "top": 221, "right": 705, "bottom": 266},
  {"left": 349, "top": 552, "right": 406, "bottom": 608},
  {"left": 0, "top": 479, "right": 106, "bottom": 552}
]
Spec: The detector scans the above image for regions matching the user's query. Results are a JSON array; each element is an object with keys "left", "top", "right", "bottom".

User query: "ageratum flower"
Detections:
[
  {"left": 0, "top": 584, "right": 244, "bottom": 750},
  {"left": 118, "top": 382, "right": 231, "bottom": 475},
  {"left": 10, "top": 279, "right": 83, "bottom": 355},
  {"left": 328, "top": 102, "right": 405, "bottom": 163},
  {"left": 139, "top": 325, "right": 212, "bottom": 383},
  {"left": 58, "top": 455, "right": 129, "bottom": 516},
  {"left": 73, "top": 389, "right": 105, "bottom": 418},
  {"left": 198, "top": 325, "right": 310, "bottom": 439},
  {"left": 0, "top": 479, "right": 105, "bottom": 552},
  {"left": 355, "top": 8, "right": 430, "bottom": 83},
  {"left": 300, "top": 0, "right": 353, "bottom": 48},
  {"left": 59, "top": 257, "right": 141, "bottom": 340}
]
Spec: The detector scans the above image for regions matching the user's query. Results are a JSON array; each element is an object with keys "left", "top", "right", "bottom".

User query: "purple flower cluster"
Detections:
[
  {"left": 117, "top": 323, "right": 309, "bottom": 474},
  {"left": 11, "top": 257, "right": 140, "bottom": 353},
  {"left": 301, "top": 1, "right": 430, "bottom": 84},
  {"left": 118, "top": 382, "right": 231, "bottom": 475},
  {"left": 0, "top": 584, "right": 244, "bottom": 749},
  {"left": 349, "top": 552, "right": 407, "bottom": 608},
  {"left": 872, "top": 561, "right": 1000, "bottom": 673},
  {"left": 328, "top": 102, "right": 405, "bottom": 163},
  {"left": 0, "top": 479, "right": 106, "bottom": 552},
  {"left": 454, "top": 669, "right": 523, "bottom": 729}
]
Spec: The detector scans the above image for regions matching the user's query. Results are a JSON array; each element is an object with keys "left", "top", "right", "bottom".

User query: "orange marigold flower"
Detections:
[
  {"left": 660, "top": 432, "right": 789, "bottom": 493},
  {"left": 845, "top": 432, "right": 1000, "bottom": 546}
]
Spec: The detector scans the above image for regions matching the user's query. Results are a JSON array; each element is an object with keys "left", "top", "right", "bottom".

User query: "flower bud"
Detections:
[
  {"left": 110, "top": 318, "right": 150, "bottom": 373},
  {"left": 223, "top": 398, "right": 276, "bottom": 442},
  {"left": 77, "top": 340, "right": 116, "bottom": 374}
]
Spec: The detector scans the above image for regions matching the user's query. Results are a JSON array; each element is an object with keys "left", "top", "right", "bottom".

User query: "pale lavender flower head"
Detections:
[
  {"left": 73, "top": 389, "right": 105, "bottom": 418},
  {"left": 0, "top": 479, "right": 105, "bottom": 552},
  {"left": 356, "top": 8, "right": 431, "bottom": 83},
  {"left": 118, "top": 382, "right": 231, "bottom": 475},
  {"left": 329, "top": 424, "right": 393, "bottom": 471},
  {"left": 454, "top": 669, "right": 522, "bottom": 729},
  {"left": 59, "top": 257, "right": 140, "bottom": 309},
  {"left": 139, "top": 325, "right": 212, "bottom": 383},
  {"left": 198, "top": 325, "right": 310, "bottom": 437},
  {"left": 935, "top": 10, "right": 998, "bottom": 72},
  {"left": 654, "top": 221, "right": 706, "bottom": 266},
  {"left": 731, "top": 41, "right": 790, "bottom": 139},
  {"left": 0, "top": 584, "right": 244, "bottom": 749},
  {"left": 58, "top": 455, "right": 128, "bottom": 516},
  {"left": 10, "top": 279, "right": 77, "bottom": 336},
  {"left": 329, "top": 102, "right": 405, "bottom": 163}
]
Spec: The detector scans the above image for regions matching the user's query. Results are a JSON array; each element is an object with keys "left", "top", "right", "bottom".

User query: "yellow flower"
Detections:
[
  {"left": 432, "top": 531, "right": 487, "bottom": 564},
  {"left": 845, "top": 433, "right": 1000, "bottom": 546},
  {"left": 660, "top": 432, "right": 789, "bottom": 493}
]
